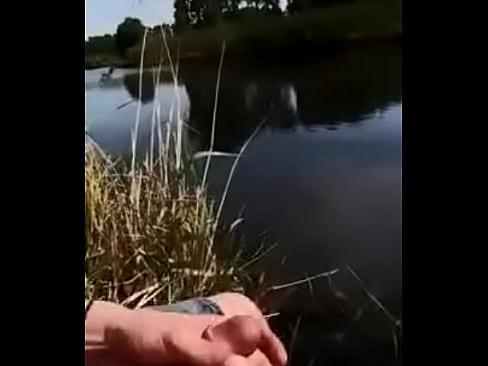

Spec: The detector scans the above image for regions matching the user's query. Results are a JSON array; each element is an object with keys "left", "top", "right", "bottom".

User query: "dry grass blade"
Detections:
[
  {"left": 392, "top": 327, "right": 400, "bottom": 359},
  {"left": 266, "top": 269, "right": 340, "bottom": 293},
  {"left": 136, "top": 284, "right": 167, "bottom": 309},
  {"left": 239, "top": 242, "right": 278, "bottom": 271},
  {"left": 263, "top": 312, "right": 280, "bottom": 320},
  {"left": 121, "top": 284, "right": 160, "bottom": 307},
  {"left": 288, "top": 316, "right": 301, "bottom": 366},
  {"left": 215, "top": 118, "right": 267, "bottom": 227},
  {"left": 346, "top": 266, "right": 402, "bottom": 331},
  {"left": 229, "top": 218, "right": 244, "bottom": 233},
  {"left": 131, "top": 26, "right": 149, "bottom": 174},
  {"left": 202, "top": 42, "right": 226, "bottom": 189},
  {"left": 193, "top": 151, "right": 239, "bottom": 160}
]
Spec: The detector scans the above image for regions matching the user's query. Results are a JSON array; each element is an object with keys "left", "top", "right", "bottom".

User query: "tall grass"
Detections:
[
  {"left": 85, "top": 34, "right": 249, "bottom": 308},
  {"left": 85, "top": 135, "right": 249, "bottom": 307}
]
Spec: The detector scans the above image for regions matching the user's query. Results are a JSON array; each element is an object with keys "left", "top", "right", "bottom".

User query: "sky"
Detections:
[
  {"left": 85, "top": 0, "right": 173, "bottom": 38},
  {"left": 86, "top": 0, "right": 287, "bottom": 39}
]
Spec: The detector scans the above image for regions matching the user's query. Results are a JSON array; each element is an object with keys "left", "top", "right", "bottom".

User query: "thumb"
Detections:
[
  {"left": 178, "top": 337, "right": 236, "bottom": 366},
  {"left": 180, "top": 316, "right": 262, "bottom": 366},
  {"left": 224, "top": 355, "right": 251, "bottom": 366},
  {"left": 204, "top": 315, "right": 288, "bottom": 366},
  {"left": 203, "top": 315, "right": 263, "bottom": 356}
]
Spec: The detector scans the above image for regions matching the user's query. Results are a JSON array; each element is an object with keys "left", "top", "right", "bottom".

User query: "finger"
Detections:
[
  {"left": 177, "top": 337, "right": 234, "bottom": 366},
  {"left": 203, "top": 315, "right": 263, "bottom": 357},
  {"left": 204, "top": 315, "right": 287, "bottom": 366},
  {"left": 224, "top": 355, "right": 251, "bottom": 366},
  {"left": 256, "top": 324, "right": 287, "bottom": 366},
  {"left": 248, "top": 350, "right": 273, "bottom": 366}
]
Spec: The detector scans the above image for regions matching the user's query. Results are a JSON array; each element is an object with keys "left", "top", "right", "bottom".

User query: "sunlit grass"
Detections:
[{"left": 84, "top": 136, "right": 248, "bottom": 307}]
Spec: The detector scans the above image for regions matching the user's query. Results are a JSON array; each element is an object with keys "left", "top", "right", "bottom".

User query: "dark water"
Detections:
[{"left": 85, "top": 44, "right": 402, "bottom": 365}]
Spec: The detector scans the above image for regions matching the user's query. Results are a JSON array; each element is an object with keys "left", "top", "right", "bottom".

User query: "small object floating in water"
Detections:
[{"left": 99, "top": 66, "right": 115, "bottom": 85}]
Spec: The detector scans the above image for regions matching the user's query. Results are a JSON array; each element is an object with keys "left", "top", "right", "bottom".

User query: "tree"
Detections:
[
  {"left": 260, "top": 0, "right": 281, "bottom": 14},
  {"left": 174, "top": 0, "right": 191, "bottom": 32},
  {"left": 115, "top": 17, "right": 146, "bottom": 55},
  {"left": 225, "top": 0, "right": 240, "bottom": 13},
  {"left": 173, "top": 0, "right": 282, "bottom": 31},
  {"left": 215, "top": 0, "right": 243, "bottom": 22},
  {"left": 85, "top": 34, "right": 116, "bottom": 55},
  {"left": 244, "top": 0, "right": 281, "bottom": 15},
  {"left": 201, "top": 0, "right": 222, "bottom": 27},
  {"left": 185, "top": 0, "right": 224, "bottom": 29},
  {"left": 287, "top": 0, "right": 352, "bottom": 14}
]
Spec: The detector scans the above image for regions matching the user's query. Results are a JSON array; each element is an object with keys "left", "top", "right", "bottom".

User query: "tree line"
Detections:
[
  {"left": 174, "top": 0, "right": 354, "bottom": 31},
  {"left": 86, "top": 0, "right": 356, "bottom": 58},
  {"left": 86, "top": 18, "right": 171, "bottom": 58}
]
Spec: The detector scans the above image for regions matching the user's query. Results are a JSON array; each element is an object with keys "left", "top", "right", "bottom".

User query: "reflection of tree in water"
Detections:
[
  {"left": 122, "top": 72, "right": 157, "bottom": 104},
  {"left": 294, "top": 45, "right": 402, "bottom": 125},
  {"left": 121, "top": 70, "right": 178, "bottom": 104},
  {"left": 116, "top": 70, "right": 182, "bottom": 112},
  {"left": 183, "top": 70, "right": 300, "bottom": 151},
  {"left": 117, "top": 44, "right": 401, "bottom": 154},
  {"left": 181, "top": 44, "right": 402, "bottom": 152}
]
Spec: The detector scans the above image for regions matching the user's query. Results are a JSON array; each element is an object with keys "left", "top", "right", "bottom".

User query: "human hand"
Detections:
[{"left": 85, "top": 301, "right": 287, "bottom": 366}]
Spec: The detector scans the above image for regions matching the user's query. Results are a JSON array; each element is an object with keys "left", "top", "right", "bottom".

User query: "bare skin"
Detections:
[{"left": 85, "top": 293, "right": 287, "bottom": 366}]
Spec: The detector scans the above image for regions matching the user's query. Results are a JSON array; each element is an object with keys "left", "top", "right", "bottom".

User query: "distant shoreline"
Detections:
[
  {"left": 86, "top": 1, "right": 401, "bottom": 70},
  {"left": 85, "top": 36, "right": 401, "bottom": 71}
]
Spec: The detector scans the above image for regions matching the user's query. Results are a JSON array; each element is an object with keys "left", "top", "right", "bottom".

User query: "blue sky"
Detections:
[
  {"left": 85, "top": 0, "right": 173, "bottom": 38},
  {"left": 86, "top": 0, "right": 288, "bottom": 38}
]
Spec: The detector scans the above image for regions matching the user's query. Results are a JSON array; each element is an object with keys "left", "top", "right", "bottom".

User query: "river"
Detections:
[{"left": 85, "top": 43, "right": 402, "bottom": 366}]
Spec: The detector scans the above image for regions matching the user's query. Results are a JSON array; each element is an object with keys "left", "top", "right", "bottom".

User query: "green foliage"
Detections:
[
  {"left": 85, "top": 34, "right": 116, "bottom": 54},
  {"left": 202, "top": 0, "right": 222, "bottom": 27},
  {"left": 85, "top": 0, "right": 401, "bottom": 69},
  {"left": 174, "top": 0, "right": 283, "bottom": 32},
  {"left": 85, "top": 33, "right": 129, "bottom": 69},
  {"left": 287, "top": 0, "right": 355, "bottom": 14},
  {"left": 174, "top": 0, "right": 191, "bottom": 32},
  {"left": 115, "top": 17, "right": 146, "bottom": 55},
  {"left": 246, "top": 0, "right": 281, "bottom": 12},
  {"left": 126, "top": 0, "right": 401, "bottom": 66}
]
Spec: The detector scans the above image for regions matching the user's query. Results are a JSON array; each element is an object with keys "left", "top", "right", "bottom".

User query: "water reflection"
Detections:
[
  {"left": 121, "top": 71, "right": 181, "bottom": 105},
  {"left": 103, "top": 45, "right": 401, "bottom": 154},
  {"left": 181, "top": 45, "right": 401, "bottom": 152},
  {"left": 85, "top": 71, "right": 189, "bottom": 156}
]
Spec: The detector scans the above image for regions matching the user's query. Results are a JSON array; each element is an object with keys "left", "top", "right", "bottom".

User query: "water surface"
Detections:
[{"left": 85, "top": 44, "right": 402, "bottom": 366}]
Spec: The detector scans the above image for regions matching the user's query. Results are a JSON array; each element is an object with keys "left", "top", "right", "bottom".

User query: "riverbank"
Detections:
[
  {"left": 85, "top": 0, "right": 401, "bottom": 69},
  {"left": 85, "top": 54, "right": 133, "bottom": 70},
  {"left": 84, "top": 136, "right": 248, "bottom": 306}
]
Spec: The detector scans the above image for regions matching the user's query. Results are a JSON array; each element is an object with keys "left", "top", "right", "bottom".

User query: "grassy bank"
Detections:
[
  {"left": 85, "top": 131, "right": 250, "bottom": 306},
  {"left": 127, "top": 0, "right": 401, "bottom": 66}
]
